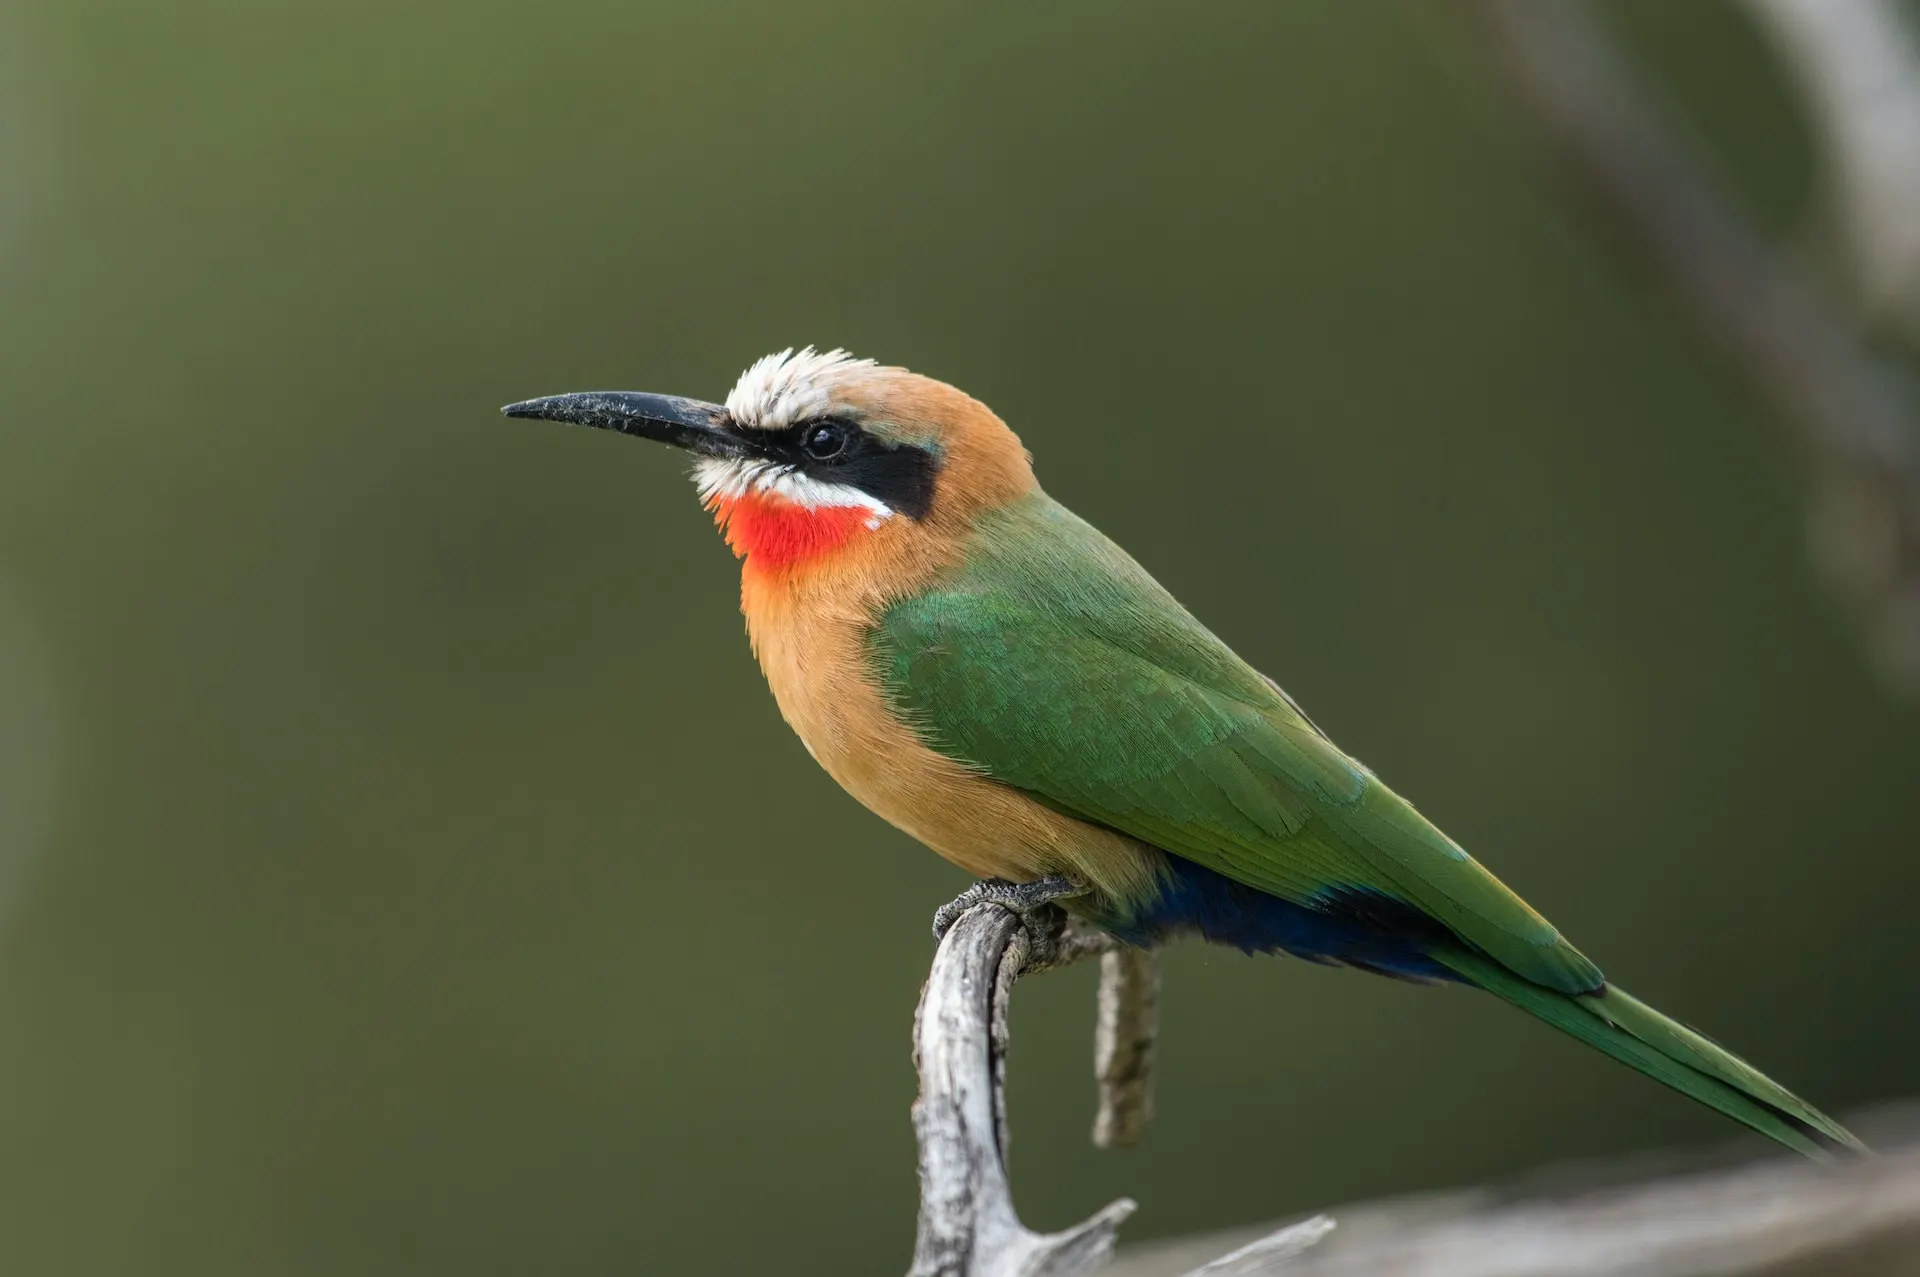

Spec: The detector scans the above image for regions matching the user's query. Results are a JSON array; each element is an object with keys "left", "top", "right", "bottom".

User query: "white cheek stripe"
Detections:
[{"left": 693, "top": 457, "right": 895, "bottom": 530}]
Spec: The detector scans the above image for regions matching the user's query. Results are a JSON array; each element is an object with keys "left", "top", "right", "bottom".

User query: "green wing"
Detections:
[
  {"left": 872, "top": 493, "right": 1603, "bottom": 995},
  {"left": 872, "top": 491, "right": 1866, "bottom": 1157}
]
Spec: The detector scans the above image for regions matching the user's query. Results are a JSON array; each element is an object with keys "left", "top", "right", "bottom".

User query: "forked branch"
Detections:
[{"left": 906, "top": 903, "right": 1333, "bottom": 1277}]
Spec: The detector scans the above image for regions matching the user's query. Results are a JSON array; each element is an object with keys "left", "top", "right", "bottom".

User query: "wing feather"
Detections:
[{"left": 872, "top": 494, "right": 1603, "bottom": 995}]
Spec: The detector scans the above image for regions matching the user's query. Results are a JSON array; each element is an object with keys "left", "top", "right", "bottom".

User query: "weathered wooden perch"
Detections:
[
  {"left": 1092, "top": 945, "right": 1160, "bottom": 1151},
  {"left": 905, "top": 901, "right": 1920, "bottom": 1276},
  {"left": 906, "top": 902, "right": 1334, "bottom": 1277}
]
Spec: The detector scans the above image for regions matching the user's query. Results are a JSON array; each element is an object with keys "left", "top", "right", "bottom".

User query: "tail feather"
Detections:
[{"left": 1434, "top": 949, "right": 1866, "bottom": 1159}]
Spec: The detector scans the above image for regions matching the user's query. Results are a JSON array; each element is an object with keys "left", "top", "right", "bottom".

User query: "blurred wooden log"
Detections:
[{"left": 1107, "top": 1139, "right": 1920, "bottom": 1276}]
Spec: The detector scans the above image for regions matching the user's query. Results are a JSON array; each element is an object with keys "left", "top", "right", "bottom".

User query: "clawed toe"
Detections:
[{"left": 930, "top": 874, "right": 1090, "bottom": 957}]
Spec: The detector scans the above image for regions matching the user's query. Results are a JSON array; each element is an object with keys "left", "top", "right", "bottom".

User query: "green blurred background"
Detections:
[{"left": 0, "top": 1, "right": 1915, "bottom": 1273}]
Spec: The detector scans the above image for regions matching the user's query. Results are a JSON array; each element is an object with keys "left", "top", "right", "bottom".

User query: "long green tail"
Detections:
[{"left": 1435, "top": 949, "right": 1865, "bottom": 1159}]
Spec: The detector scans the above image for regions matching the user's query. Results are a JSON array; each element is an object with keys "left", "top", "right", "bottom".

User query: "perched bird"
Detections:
[{"left": 506, "top": 348, "right": 1861, "bottom": 1159}]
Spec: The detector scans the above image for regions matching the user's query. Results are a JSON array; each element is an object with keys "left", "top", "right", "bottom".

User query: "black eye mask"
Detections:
[{"left": 754, "top": 416, "right": 939, "bottom": 521}]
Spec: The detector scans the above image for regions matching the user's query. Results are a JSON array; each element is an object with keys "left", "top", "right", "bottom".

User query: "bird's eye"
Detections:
[{"left": 802, "top": 421, "right": 849, "bottom": 461}]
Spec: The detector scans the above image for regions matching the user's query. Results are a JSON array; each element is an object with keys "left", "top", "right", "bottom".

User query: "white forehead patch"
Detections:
[
  {"left": 725, "top": 347, "right": 876, "bottom": 432},
  {"left": 693, "top": 456, "right": 892, "bottom": 527}
]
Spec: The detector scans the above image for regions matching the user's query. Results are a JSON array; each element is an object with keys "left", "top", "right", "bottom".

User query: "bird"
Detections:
[{"left": 505, "top": 347, "right": 1862, "bottom": 1159}]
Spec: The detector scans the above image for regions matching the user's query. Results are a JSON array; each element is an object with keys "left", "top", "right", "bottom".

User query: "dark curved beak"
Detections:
[{"left": 501, "top": 391, "right": 751, "bottom": 459}]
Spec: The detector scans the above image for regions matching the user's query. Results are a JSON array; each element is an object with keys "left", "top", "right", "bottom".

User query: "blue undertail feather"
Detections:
[{"left": 1105, "top": 856, "right": 1465, "bottom": 984}]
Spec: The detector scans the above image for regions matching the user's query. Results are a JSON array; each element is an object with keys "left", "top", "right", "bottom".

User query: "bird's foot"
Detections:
[
  {"left": 931, "top": 874, "right": 1090, "bottom": 972},
  {"left": 931, "top": 874, "right": 1087, "bottom": 940}
]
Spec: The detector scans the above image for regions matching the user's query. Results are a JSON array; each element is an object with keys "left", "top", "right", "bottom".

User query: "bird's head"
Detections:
[{"left": 504, "top": 349, "right": 1035, "bottom": 574}]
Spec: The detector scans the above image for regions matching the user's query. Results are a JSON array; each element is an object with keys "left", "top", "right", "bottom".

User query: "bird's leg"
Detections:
[
  {"left": 930, "top": 874, "right": 1087, "bottom": 940},
  {"left": 931, "top": 874, "right": 1092, "bottom": 972}
]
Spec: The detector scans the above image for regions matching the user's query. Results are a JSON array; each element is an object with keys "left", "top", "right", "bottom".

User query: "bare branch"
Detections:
[
  {"left": 905, "top": 901, "right": 1919, "bottom": 1276},
  {"left": 908, "top": 905, "right": 1330, "bottom": 1276},
  {"left": 1178, "top": 1218, "right": 1338, "bottom": 1277},
  {"left": 1092, "top": 947, "right": 1160, "bottom": 1150},
  {"left": 1453, "top": 0, "right": 1920, "bottom": 695},
  {"left": 909, "top": 904, "right": 1138, "bottom": 1277}
]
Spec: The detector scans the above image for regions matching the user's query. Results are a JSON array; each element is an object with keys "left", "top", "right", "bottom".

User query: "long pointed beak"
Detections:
[{"left": 501, "top": 391, "right": 751, "bottom": 459}]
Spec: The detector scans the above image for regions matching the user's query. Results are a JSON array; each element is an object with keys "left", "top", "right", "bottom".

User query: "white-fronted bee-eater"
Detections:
[{"left": 505, "top": 348, "right": 1861, "bottom": 1158}]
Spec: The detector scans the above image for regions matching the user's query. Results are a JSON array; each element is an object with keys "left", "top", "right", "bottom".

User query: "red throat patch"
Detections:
[{"left": 706, "top": 491, "right": 876, "bottom": 572}]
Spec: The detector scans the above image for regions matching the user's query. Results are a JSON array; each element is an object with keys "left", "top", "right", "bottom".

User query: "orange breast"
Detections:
[
  {"left": 733, "top": 520, "right": 1163, "bottom": 908},
  {"left": 702, "top": 368, "right": 1162, "bottom": 906}
]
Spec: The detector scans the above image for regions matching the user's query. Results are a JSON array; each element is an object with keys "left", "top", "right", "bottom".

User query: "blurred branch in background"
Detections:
[
  {"left": 1746, "top": 0, "right": 1920, "bottom": 332},
  {"left": 1452, "top": 0, "right": 1920, "bottom": 696},
  {"left": 1110, "top": 1121, "right": 1920, "bottom": 1276}
]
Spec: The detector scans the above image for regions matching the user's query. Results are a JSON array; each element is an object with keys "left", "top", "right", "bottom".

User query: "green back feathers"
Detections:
[
  {"left": 869, "top": 491, "right": 1863, "bottom": 1158},
  {"left": 873, "top": 492, "right": 1602, "bottom": 994}
]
